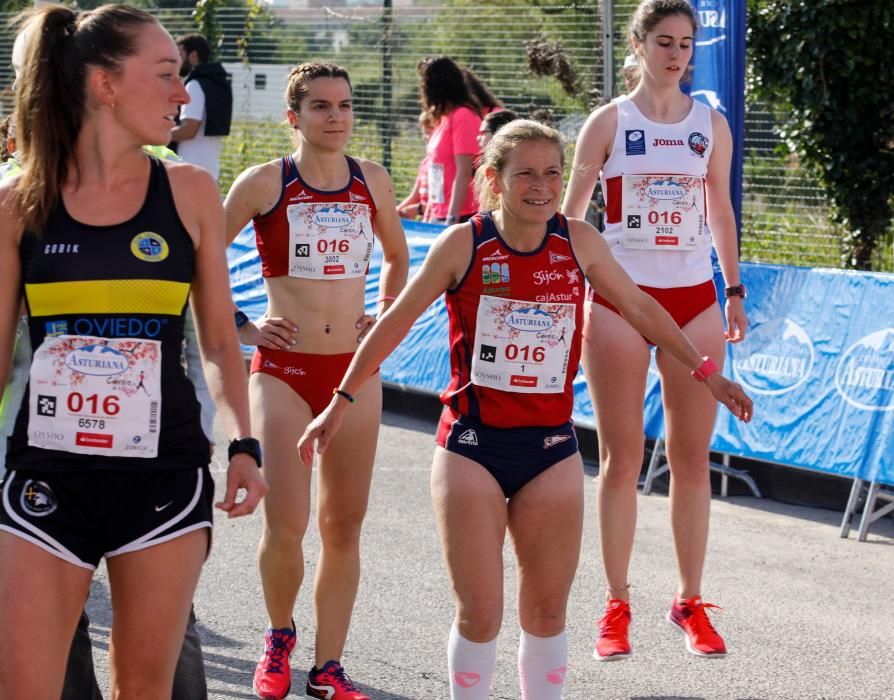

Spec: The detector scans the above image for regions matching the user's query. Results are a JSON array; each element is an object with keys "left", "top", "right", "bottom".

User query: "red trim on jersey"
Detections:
[{"left": 605, "top": 175, "right": 622, "bottom": 224}]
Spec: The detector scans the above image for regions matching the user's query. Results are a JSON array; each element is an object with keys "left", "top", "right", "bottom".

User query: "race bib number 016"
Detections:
[
  {"left": 622, "top": 174, "right": 705, "bottom": 250},
  {"left": 287, "top": 202, "right": 374, "bottom": 280},
  {"left": 472, "top": 296, "right": 576, "bottom": 394},
  {"left": 28, "top": 335, "right": 161, "bottom": 458}
]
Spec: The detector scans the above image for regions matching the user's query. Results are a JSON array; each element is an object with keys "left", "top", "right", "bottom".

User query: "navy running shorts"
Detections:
[{"left": 439, "top": 413, "right": 579, "bottom": 498}]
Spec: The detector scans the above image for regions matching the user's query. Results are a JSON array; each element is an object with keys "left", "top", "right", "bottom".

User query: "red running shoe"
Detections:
[
  {"left": 593, "top": 598, "right": 632, "bottom": 661},
  {"left": 253, "top": 623, "right": 297, "bottom": 699},
  {"left": 667, "top": 595, "right": 727, "bottom": 657},
  {"left": 305, "top": 660, "right": 369, "bottom": 700}
]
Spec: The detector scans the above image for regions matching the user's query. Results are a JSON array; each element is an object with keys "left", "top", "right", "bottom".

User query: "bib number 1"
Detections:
[{"left": 471, "top": 296, "right": 576, "bottom": 394}]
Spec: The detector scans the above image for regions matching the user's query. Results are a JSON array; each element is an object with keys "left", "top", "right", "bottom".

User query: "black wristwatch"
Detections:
[
  {"left": 228, "top": 437, "right": 262, "bottom": 468},
  {"left": 234, "top": 310, "right": 250, "bottom": 329},
  {"left": 724, "top": 284, "right": 747, "bottom": 299}
]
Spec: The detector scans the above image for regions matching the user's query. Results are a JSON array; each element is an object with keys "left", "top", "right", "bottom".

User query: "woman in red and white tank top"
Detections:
[
  {"left": 563, "top": 0, "right": 749, "bottom": 662},
  {"left": 224, "top": 63, "right": 408, "bottom": 699}
]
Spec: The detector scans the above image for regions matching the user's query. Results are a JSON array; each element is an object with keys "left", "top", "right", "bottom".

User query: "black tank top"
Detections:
[{"left": 9, "top": 157, "right": 209, "bottom": 471}]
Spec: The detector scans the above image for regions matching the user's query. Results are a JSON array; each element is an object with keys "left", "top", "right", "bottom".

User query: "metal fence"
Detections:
[{"left": 0, "top": 2, "right": 889, "bottom": 271}]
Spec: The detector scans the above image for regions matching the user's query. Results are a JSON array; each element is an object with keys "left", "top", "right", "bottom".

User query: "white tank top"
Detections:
[{"left": 599, "top": 96, "right": 715, "bottom": 288}]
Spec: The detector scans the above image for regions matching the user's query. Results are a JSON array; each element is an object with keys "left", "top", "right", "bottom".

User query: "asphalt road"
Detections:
[{"left": 83, "top": 406, "right": 894, "bottom": 699}]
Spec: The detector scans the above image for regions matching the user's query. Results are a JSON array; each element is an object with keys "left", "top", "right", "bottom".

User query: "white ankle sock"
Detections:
[
  {"left": 518, "top": 628, "right": 568, "bottom": 700},
  {"left": 448, "top": 621, "right": 497, "bottom": 699}
]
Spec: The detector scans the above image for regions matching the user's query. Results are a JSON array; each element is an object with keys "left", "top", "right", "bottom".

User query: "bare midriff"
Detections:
[{"left": 264, "top": 274, "right": 368, "bottom": 355}]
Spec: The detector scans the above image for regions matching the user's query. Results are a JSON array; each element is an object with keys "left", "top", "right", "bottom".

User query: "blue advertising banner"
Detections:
[
  {"left": 712, "top": 264, "right": 894, "bottom": 486},
  {"left": 229, "top": 222, "right": 894, "bottom": 486},
  {"left": 690, "top": 0, "right": 746, "bottom": 234}
]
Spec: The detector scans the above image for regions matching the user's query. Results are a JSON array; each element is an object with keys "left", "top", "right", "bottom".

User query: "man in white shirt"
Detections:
[{"left": 171, "top": 34, "right": 233, "bottom": 183}]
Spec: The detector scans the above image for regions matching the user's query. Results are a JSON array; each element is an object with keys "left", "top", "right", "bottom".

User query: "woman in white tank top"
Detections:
[{"left": 562, "top": 0, "right": 748, "bottom": 662}]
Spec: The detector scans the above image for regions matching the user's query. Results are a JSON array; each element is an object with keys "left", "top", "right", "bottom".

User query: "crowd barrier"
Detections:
[{"left": 228, "top": 221, "right": 894, "bottom": 539}]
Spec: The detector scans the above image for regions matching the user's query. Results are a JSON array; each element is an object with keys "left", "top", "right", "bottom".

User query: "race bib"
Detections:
[
  {"left": 622, "top": 174, "right": 705, "bottom": 250},
  {"left": 28, "top": 335, "right": 161, "bottom": 458},
  {"left": 472, "top": 296, "right": 576, "bottom": 394},
  {"left": 427, "top": 162, "right": 445, "bottom": 205},
  {"left": 287, "top": 202, "right": 374, "bottom": 280}
]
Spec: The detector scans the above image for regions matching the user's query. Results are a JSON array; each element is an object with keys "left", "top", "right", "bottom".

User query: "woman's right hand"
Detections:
[
  {"left": 238, "top": 315, "right": 299, "bottom": 349},
  {"left": 297, "top": 398, "right": 347, "bottom": 466}
]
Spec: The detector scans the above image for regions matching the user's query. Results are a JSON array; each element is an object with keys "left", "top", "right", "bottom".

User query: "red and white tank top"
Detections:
[
  {"left": 600, "top": 96, "right": 714, "bottom": 288},
  {"left": 253, "top": 156, "right": 378, "bottom": 279},
  {"left": 440, "top": 212, "right": 585, "bottom": 428}
]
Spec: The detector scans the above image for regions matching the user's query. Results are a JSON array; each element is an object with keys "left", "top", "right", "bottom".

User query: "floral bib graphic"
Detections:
[
  {"left": 287, "top": 202, "right": 373, "bottom": 279},
  {"left": 28, "top": 335, "right": 161, "bottom": 458},
  {"left": 622, "top": 174, "right": 705, "bottom": 250},
  {"left": 472, "top": 296, "right": 576, "bottom": 394}
]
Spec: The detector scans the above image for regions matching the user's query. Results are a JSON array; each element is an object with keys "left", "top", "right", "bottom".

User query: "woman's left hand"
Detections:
[
  {"left": 724, "top": 297, "right": 748, "bottom": 343},
  {"left": 706, "top": 373, "right": 753, "bottom": 423},
  {"left": 215, "top": 454, "right": 269, "bottom": 518},
  {"left": 298, "top": 399, "right": 348, "bottom": 466},
  {"left": 356, "top": 313, "right": 376, "bottom": 343}
]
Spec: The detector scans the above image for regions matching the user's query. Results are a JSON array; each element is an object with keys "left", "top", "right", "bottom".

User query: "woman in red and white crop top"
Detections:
[
  {"left": 223, "top": 63, "right": 408, "bottom": 698},
  {"left": 562, "top": 0, "right": 749, "bottom": 662}
]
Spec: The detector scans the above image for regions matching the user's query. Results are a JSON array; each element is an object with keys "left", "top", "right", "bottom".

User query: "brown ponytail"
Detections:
[{"left": 13, "top": 4, "right": 156, "bottom": 233}]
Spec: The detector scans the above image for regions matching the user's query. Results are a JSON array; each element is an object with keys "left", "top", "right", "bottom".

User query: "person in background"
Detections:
[
  {"left": 562, "top": 0, "right": 748, "bottom": 663},
  {"left": 476, "top": 108, "right": 519, "bottom": 150},
  {"left": 396, "top": 111, "right": 436, "bottom": 220},
  {"left": 417, "top": 56, "right": 482, "bottom": 225},
  {"left": 170, "top": 33, "right": 233, "bottom": 183}
]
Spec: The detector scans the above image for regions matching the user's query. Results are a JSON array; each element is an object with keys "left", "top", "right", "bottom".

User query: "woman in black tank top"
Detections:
[{"left": 0, "top": 6, "right": 266, "bottom": 698}]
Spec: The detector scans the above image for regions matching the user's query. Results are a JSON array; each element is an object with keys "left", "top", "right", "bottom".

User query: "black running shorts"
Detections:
[{"left": 0, "top": 466, "right": 214, "bottom": 570}]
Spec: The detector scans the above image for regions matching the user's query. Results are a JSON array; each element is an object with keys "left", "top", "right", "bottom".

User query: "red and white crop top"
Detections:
[{"left": 253, "top": 156, "right": 378, "bottom": 279}]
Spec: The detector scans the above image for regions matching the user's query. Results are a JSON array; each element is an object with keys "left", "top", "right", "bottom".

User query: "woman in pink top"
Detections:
[
  {"left": 418, "top": 56, "right": 482, "bottom": 224},
  {"left": 397, "top": 112, "right": 435, "bottom": 220}
]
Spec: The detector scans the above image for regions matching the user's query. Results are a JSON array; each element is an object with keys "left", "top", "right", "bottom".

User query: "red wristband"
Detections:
[
  {"left": 377, "top": 295, "right": 396, "bottom": 304},
  {"left": 691, "top": 356, "right": 718, "bottom": 382}
]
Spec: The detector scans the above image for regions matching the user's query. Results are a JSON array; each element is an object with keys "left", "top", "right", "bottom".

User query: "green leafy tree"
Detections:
[
  {"left": 0, "top": 0, "right": 31, "bottom": 12},
  {"left": 747, "top": 0, "right": 894, "bottom": 269},
  {"left": 194, "top": 0, "right": 225, "bottom": 58}
]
